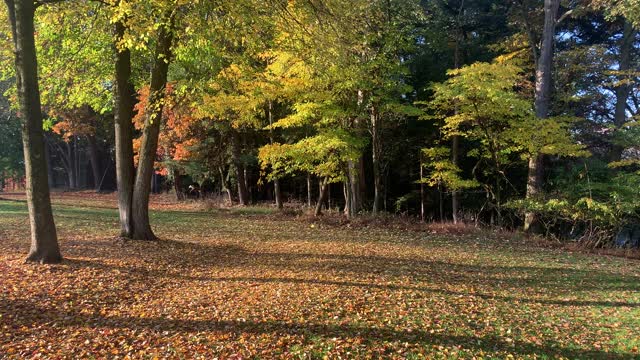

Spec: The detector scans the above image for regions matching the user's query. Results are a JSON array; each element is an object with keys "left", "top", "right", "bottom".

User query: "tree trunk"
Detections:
[
  {"left": 610, "top": 20, "right": 636, "bottom": 162},
  {"left": 327, "top": 182, "right": 331, "bottom": 209},
  {"left": 450, "top": 0, "right": 465, "bottom": 225},
  {"left": 131, "top": 16, "right": 174, "bottom": 240},
  {"left": 524, "top": 154, "right": 544, "bottom": 232},
  {"left": 495, "top": 174, "right": 502, "bottom": 227},
  {"left": 86, "top": 135, "right": 101, "bottom": 192},
  {"left": 244, "top": 166, "right": 251, "bottom": 203},
  {"left": 66, "top": 140, "right": 77, "bottom": 189},
  {"left": 371, "top": 105, "right": 382, "bottom": 215},
  {"left": 358, "top": 157, "right": 366, "bottom": 203},
  {"left": 439, "top": 184, "right": 444, "bottom": 222},
  {"left": 173, "top": 168, "right": 184, "bottom": 201},
  {"left": 524, "top": 0, "right": 560, "bottom": 233},
  {"left": 218, "top": 166, "right": 233, "bottom": 205},
  {"left": 306, "top": 173, "right": 312, "bottom": 207},
  {"left": 420, "top": 157, "right": 425, "bottom": 222},
  {"left": 451, "top": 135, "right": 459, "bottom": 223},
  {"left": 274, "top": 179, "right": 282, "bottom": 208},
  {"left": 267, "top": 100, "right": 283, "bottom": 209},
  {"left": 6, "top": 0, "right": 61, "bottom": 263},
  {"left": 113, "top": 20, "right": 136, "bottom": 238},
  {"left": 230, "top": 128, "right": 249, "bottom": 206},
  {"left": 44, "top": 135, "right": 54, "bottom": 189},
  {"left": 343, "top": 180, "right": 351, "bottom": 217},
  {"left": 315, "top": 178, "right": 328, "bottom": 216},
  {"left": 346, "top": 160, "right": 360, "bottom": 217}
]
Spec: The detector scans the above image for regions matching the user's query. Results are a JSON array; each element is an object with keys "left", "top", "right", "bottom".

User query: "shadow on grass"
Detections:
[
  {"left": 3, "top": 297, "right": 634, "bottom": 359},
  {"left": 57, "top": 237, "right": 640, "bottom": 308}
]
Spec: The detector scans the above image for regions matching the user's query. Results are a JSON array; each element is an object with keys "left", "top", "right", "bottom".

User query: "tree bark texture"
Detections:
[
  {"left": 6, "top": 0, "right": 61, "bottom": 263},
  {"left": 113, "top": 19, "right": 136, "bottom": 238},
  {"left": 524, "top": 0, "right": 560, "bottom": 233},
  {"left": 131, "top": 16, "right": 175, "bottom": 240}
]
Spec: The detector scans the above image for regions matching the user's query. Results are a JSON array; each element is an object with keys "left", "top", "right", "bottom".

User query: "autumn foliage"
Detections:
[{"left": 132, "top": 83, "right": 199, "bottom": 175}]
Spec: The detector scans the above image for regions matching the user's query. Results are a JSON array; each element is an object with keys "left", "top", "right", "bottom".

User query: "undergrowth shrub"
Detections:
[{"left": 509, "top": 160, "right": 640, "bottom": 248}]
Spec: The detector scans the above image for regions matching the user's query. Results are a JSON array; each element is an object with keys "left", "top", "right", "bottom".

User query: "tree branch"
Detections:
[
  {"left": 555, "top": 9, "right": 574, "bottom": 25},
  {"left": 34, "top": 0, "right": 68, "bottom": 9}
]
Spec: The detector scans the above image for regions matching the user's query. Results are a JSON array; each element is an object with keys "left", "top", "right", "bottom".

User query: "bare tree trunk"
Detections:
[
  {"left": 6, "top": 0, "right": 61, "bottom": 263},
  {"left": 229, "top": 128, "right": 249, "bottom": 206},
  {"left": 86, "top": 135, "right": 101, "bottom": 192},
  {"left": 131, "top": 16, "right": 174, "bottom": 240},
  {"left": 113, "top": 19, "right": 136, "bottom": 238},
  {"left": 610, "top": 20, "right": 636, "bottom": 162},
  {"left": 315, "top": 178, "right": 328, "bottom": 216},
  {"left": 524, "top": 0, "right": 560, "bottom": 233}
]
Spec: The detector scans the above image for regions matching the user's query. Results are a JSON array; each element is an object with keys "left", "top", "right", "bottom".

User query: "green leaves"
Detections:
[
  {"left": 259, "top": 129, "right": 367, "bottom": 183},
  {"left": 35, "top": 1, "right": 113, "bottom": 114},
  {"left": 427, "top": 60, "right": 587, "bottom": 164},
  {"left": 420, "top": 147, "right": 479, "bottom": 191}
]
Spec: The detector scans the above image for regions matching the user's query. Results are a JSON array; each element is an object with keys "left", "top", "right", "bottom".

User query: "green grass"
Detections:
[{"left": 1, "top": 197, "right": 640, "bottom": 359}]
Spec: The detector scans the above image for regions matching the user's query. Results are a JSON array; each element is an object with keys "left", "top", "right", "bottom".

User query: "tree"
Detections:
[
  {"left": 130, "top": 8, "right": 176, "bottom": 240},
  {"left": 428, "top": 61, "right": 587, "bottom": 225},
  {"left": 519, "top": 0, "right": 562, "bottom": 232},
  {"left": 259, "top": 129, "right": 366, "bottom": 216},
  {"left": 610, "top": 20, "right": 637, "bottom": 161},
  {"left": 110, "top": 0, "right": 188, "bottom": 239},
  {"left": 112, "top": 7, "right": 137, "bottom": 238},
  {"left": 0, "top": 89, "right": 24, "bottom": 190},
  {"left": 305, "top": 0, "right": 422, "bottom": 215},
  {"left": 593, "top": 0, "right": 640, "bottom": 28},
  {"left": 3, "top": 0, "right": 61, "bottom": 263}
]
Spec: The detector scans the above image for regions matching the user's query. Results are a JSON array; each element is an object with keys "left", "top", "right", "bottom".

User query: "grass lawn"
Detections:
[{"left": 1, "top": 193, "right": 639, "bottom": 359}]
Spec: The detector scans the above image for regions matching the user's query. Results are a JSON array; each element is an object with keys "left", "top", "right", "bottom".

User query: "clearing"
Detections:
[{"left": 1, "top": 193, "right": 639, "bottom": 359}]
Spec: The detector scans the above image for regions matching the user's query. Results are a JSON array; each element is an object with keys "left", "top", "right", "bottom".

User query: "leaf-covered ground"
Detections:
[{"left": 1, "top": 193, "right": 639, "bottom": 359}]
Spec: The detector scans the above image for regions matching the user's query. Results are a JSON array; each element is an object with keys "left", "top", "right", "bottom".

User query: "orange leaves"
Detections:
[
  {"left": 173, "top": 139, "right": 198, "bottom": 161},
  {"left": 49, "top": 106, "right": 97, "bottom": 141},
  {"left": 133, "top": 82, "right": 200, "bottom": 172}
]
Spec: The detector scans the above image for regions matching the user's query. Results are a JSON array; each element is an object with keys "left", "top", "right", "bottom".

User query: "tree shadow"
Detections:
[
  {"left": 1, "top": 297, "right": 634, "bottom": 359},
  {"left": 59, "top": 239, "right": 640, "bottom": 309}
]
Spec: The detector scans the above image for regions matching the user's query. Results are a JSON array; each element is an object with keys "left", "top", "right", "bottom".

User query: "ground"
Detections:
[{"left": 1, "top": 192, "right": 639, "bottom": 359}]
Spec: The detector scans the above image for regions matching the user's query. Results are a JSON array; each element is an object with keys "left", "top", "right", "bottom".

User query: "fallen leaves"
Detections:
[{"left": 1, "top": 194, "right": 640, "bottom": 359}]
